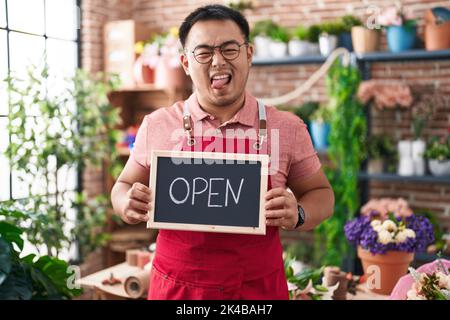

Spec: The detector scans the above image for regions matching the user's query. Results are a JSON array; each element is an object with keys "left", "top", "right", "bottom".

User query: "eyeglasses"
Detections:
[{"left": 190, "top": 41, "right": 248, "bottom": 64}]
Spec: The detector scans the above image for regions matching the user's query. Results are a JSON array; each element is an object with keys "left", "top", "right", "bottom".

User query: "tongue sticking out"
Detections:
[{"left": 211, "top": 77, "right": 230, "bottom": 89}]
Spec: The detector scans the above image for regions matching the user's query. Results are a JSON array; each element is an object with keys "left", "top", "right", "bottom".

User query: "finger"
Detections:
[
  {"left": 133, "top": 183, "right": 152, "bottom": 195},
  {"left": 126, "top": 210, "right": 149, "bottom": 222},
  {"left": 266, "top": 217, "right": 283, "bottom": 227},
  {"left": 265, "top": 196, "right": 287, "bottom": 209},
  {"left": 129, "top": 187, "right": 152, "bottom": 202},
  {"left": 265, "top": 209, "right": 287, "bottom": 219},
  {"left": 128, "top": 199, "right": 151, "bottom": 212},
  {"left": 265, "top": 188, "right": 287, "bottom": 200}
]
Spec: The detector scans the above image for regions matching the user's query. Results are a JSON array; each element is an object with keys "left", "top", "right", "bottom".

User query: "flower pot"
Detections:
[
  {"left": 269, "top": 41, "right": 288, "bottom": 58},
  {"left": 368, "top": 158, "right": 384, "bottom": 174},
  {"left": 310, "top": 121, "right": 330, "bottom": 151},
  {"left": 288, "top": 40, "right": 310, "bottom": 56},
  {"left": 412, "top": 139, "right": 426, "bottom": 175},
  {"left": 155, "top": 57, "right": 189, "bottom": 90},
  {"left": 351, "top": 26, "right": 380, "bottom": 53},
  {"left": 308, "top": 43, "right": 320, "bottom": 54},
  {"left": 133, "top": 55, "right": 154, "bottom": 84},
  {"left": 398, "top": 140, "right": 412, "bottom": 158},
  {"left": 398, "top": 157, "right": 415, "bottom": 176},
  {"left": 337, "top": 32, "right": 353, "bottom": 51},
  {"left": 428, "top": 159, "right": 450, "bottom": 176},
  {"left": 319, "top": 34, "right": 337, "bottom": 56},
  {"left": 357, "top": 246, "right": 414, "bottom": 295},
  {"left": 386, "top": 25, "right": 417, "bottom": 52},
  {"left": 425, "top": 22, "right": 450, "bottom": 51},
  {"left": 254, "top": 36, "right": 271, "bottom": 58}
]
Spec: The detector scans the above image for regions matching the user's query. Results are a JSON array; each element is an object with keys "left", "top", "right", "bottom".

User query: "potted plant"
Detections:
[
  {"left": 367, "top": 134, "right": 397, "bottom": 174},
  {"left": 251, "top": 19, "right": 278, "bottom": 58},
  {"left": 268, "top": 25, "right": 289, "bottom": 58},
  {"left": 424, "top": 135, "right": 450, "bottom": 176},
  {"left": 288, "top": 26, "right": 311, "bottom": 56},
  {"left": 293, "top": 101, "right": 319, "bottom": 134},
  {"left": 318, "top": 21, "right": 343, "bottom": 56},
  {"left": 351, "top": 17, "right": 381, "bottom": 54},
  {"left": 424, "top": 7, "right": 450, "bottom": 51},
  {"left": 307, "top": 24, "right": 321, "bottom": 54},
  {"left": 345, "top": 198, "right": 435, "bottom": 295},
  {"left": 133, "top": 39, "right": 156, "bottom": 85},
  {"left": 310, "top": 104, "right": 332, "bottom": 151},
  {"left": 0, "top": 207, "right": 82, "bottom": 299},
  {"left": 378, "top": 3, "right": 417, "bottom": 52},
  {"left": 146, "top": 27, "right": 190, "bottom": 90},
  {"left": 338, "top": 15, "right": 362, "bottom": 51}
]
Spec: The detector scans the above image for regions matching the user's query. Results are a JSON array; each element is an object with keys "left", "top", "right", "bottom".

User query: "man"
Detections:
[{"left": 111, "top": 4, "right": 334, "bottom": 300}]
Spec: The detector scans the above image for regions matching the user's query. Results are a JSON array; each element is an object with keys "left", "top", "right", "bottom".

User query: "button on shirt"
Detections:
[{"left": 130, "top": 91, "right": 321, "bottom": 189}]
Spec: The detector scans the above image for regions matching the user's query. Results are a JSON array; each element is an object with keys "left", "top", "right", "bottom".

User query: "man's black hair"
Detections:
[{"left": 178, "top": 4, "right": 250, "bottom": 48}]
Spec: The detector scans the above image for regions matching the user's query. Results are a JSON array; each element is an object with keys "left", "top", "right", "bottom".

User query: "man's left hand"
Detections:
[{"left": 265, "top": 187, "right": 298, "bottom": 230}]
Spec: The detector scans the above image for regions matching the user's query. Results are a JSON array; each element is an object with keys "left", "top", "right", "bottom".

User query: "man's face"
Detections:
[{"left": 180, "top": 19, "right": 253, "bottom": 107}]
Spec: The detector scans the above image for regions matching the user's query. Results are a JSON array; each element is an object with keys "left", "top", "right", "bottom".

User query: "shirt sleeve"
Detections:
[
  {"left": 287, "top": 118, "right": 322, "bottom": 185},
  {"left": 130, "top": 115, "right": 150, "bottom": 169}
]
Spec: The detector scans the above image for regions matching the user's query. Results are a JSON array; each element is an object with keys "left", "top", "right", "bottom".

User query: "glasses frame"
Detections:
[{"left": 190, "top": 41, "right": 249, "bottom": 64}]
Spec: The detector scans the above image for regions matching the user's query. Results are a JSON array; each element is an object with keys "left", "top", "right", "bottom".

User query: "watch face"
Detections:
[{"left": 297, "top": 205, "right": 305, "bottom": 227}]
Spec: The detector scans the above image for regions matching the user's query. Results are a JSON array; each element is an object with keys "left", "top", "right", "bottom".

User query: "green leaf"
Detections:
[{"left": 0, "top": 239, "right": 12, "bottom": 286}]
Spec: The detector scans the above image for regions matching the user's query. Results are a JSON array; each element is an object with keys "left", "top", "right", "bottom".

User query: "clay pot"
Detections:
[
  {"left": 357, "top": 246, "right": 414, "bottom": 295},
  {"left": 133, "top": 55, "right": 154, "bottom": 84},
  {"left": 155, "top": 57, "right": 190, "bottom": 90},
  {"left": 425, "top": 22, "right": 450, "bottom": 51},
  {"left": 351, "top": 26, "right": 380, "bottom": 53}
]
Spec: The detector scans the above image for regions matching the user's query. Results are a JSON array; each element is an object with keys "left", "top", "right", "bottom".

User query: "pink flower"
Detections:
[{"left": 360, "top": 197, "right": 413, "bottom": 219}]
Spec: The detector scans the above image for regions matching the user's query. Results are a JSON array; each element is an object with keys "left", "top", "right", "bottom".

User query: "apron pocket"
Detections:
[{"left": 148, "top": 265, "right": 227, "bottom": 300}]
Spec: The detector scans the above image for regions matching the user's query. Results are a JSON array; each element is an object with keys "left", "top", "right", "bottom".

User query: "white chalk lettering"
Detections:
[
  {"left": 169, "top": 177, "right": 190, "bottom": 204},
  {"left": 208, "top": 178, "right": 224, "bottom": 207},
  {"left": 225, "top": 178, "right": 244, "bottom": 206},
  {"left": 192, "top": 177, "right": 208, "bottom": 205}
]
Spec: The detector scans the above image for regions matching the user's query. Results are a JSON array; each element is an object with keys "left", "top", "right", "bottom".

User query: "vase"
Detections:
[
  {"left": 357, "top": 246, "right": 414, "bottom": 295},
  {"left": 412, "top": 139, "right": 426, "bottom": 176},
  {"left": 428, "top": 159, "right": 450, "bottom": 176},
  {"left": 351, "top": 26, "right": 380, "bottom": 54},
  {"left": 386, "top": 25, "right": 417, "bottom": 53},
  {"left": 269, "top": 41, "right": 288, "bottom": 58},
  {"left": 310, "top": 121, "right": 330, "bottom": 151},
  {"left": 288, "top": 40, "right": 310, "bottom": 56},
  {"left": 254, "top": 36, "right": 271, "bottom": 58},
  {"left": 337, "top": 32, "right": 353, "bottom": 52},
  {"left": 319, "top": 34, "right": 337, "bottom": 56},
  {"left": 397, "top": 140, "right": 414, "bottom": 176},
  {"left": 424, "top": 8, "right": 450, "bottom": 51},
  {"left": 154, "top": 57, "right": 190, "bottom": 90},
  {"left": 133, "top": 55, "right": 154, "bottom": 85}
]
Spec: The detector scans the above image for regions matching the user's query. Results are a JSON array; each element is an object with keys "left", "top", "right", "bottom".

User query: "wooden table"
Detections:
[{"left": 77, "top": 262, "right": 147, "bottom": 300}]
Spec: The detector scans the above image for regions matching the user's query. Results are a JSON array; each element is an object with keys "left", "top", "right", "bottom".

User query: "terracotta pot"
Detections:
[
  {"left": 425, "top": 22, "right": 450, "bottom": 51},
  {"left": 351, "top": 26, "right": 380, "bottom": 53},
  {"left": 357, "top": 246, "right": 414, "bottom": 295},
  {"left": 133, "top": 55, "right": 154, "bottom": 84},
  {"left": 155, "top": 57, "right": 190, "bottom": 90}
]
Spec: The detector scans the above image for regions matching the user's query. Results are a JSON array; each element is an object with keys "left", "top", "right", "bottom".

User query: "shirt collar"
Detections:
[{"left": 186, "top": 91, "right": 258, "bottom": 127}]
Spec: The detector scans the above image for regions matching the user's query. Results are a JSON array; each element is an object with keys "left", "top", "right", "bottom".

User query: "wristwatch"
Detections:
[{"left": 295, "top": 204, "right": 306, "bottom": 229}]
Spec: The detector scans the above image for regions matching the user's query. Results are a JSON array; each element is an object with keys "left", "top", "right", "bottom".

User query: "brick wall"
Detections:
[{"left": 81, "top": 0, "right": 450, "bottom": 250}]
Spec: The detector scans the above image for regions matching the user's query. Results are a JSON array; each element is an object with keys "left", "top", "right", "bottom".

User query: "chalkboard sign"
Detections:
[{"left": 147, "top": 150, "right": 269, "bottom": 235}]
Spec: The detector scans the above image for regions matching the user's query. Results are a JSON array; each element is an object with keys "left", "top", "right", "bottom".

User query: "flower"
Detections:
[
  {"left": 377, "top": 1, "right": 416, "bottom": 28},
  {"left": 344, "top": 198, "right": 434, "bottom": 255},
  {"left": 357, "top": 80, "right": 413, "bottom": 110},
  {"left": 405, "top": 262, "right": 450, "bottom": 300}
]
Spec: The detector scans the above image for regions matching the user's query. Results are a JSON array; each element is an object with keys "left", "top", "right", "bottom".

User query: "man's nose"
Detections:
[{"left": 211, "top": 48, "right": 226, "bottom": 67}]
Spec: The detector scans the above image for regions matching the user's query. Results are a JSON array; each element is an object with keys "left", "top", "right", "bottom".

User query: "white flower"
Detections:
[
  {"left": 395, "top": 230, "right": 409, "bottom": 243},
  {"left": 382, "top": 220, "right": 397, "bottom": 232},
  {"left": 436, "top": 272, "right": 450, "bottom": 290},
  {"left": 404, "top": 228, "right": 416, "bottom": 239},
  {"left": 371, "top": 220, "right": 381, "bottom": 227},
  {"left": 373, "top": 225, "right": 383, "bottom": 232},
  {"left": 406, "top": 289, "right": 426, "bottom": 300},
  {"left": 378, "top": 229, "right": 393, "bottom": 244}
]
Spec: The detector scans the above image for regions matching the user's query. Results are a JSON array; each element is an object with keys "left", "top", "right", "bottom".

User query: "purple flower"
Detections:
[{"left": 344, "top": 214, "right": 435, "bottom": 255}]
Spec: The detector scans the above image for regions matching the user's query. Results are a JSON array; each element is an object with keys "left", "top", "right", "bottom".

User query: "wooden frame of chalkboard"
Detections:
[{"left": 147, "top": 150, "right": 269, "bottom": 235}]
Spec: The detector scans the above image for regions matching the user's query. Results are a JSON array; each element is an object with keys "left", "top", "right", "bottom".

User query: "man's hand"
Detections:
[
  {"left": 121, "top": 182, "right": 152, "bottom": 224},
  {"left": 265, "top": 187, "right": 298, "bottom": 230}
]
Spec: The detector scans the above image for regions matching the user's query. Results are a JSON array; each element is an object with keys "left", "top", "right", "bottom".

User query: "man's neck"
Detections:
[{"left": 197, "top": 94, "right": 246, "bottom": 124}]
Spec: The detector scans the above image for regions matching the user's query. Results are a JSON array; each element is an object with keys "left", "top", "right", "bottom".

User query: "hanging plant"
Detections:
[{"left": 314, "top": 60, "right": 367, "bottom": 267}]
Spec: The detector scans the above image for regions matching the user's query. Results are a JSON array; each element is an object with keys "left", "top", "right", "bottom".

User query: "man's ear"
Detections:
[
  {"left": 247, "top": 43, "right": 254, "bottom": 66},
  {"left": 180, "top": 53, "right": 190, "bottom": 76}
]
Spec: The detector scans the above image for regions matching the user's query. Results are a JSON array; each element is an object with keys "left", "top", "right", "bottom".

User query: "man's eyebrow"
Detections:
[{"left": 193, "top": 40, "right": 240, "bottom": 49}]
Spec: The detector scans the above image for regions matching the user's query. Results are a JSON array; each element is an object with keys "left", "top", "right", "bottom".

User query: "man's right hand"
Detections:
[{"left": 121, "top": 182, "right": 152, "bottom": 224}]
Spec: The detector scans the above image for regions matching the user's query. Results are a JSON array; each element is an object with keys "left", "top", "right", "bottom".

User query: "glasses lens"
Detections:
[
  {"left": 193, "top": 47, "right": 213, "bottom": 64},
  {"left": 220, "top": 42, "right": 240, "bottom": 60}
]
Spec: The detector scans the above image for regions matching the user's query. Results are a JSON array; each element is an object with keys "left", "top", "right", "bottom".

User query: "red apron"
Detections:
[{"left": 147, "top": 100, "right": 289, "bottom": 300}]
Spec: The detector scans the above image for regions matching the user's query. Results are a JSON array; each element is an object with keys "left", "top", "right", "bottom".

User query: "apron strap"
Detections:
[{"left": 182, "top": 99, "right": 267, "bottom": 149}]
